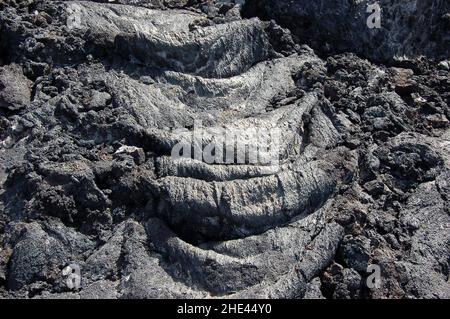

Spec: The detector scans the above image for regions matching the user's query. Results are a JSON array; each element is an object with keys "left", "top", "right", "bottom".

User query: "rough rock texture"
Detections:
[
  {"left": 0, "top": 0, "right": 449, "bottom": 299},
  {"left": 243, "top": 0, "right": 450, "bottom": 62}
]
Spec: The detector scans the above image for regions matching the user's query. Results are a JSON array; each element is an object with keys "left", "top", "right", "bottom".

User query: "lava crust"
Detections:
[{"left": 0, "top": 0, "right": 449, "bottom": 299}]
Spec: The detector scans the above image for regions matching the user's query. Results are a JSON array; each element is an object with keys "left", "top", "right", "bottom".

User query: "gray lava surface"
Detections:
[{"left": 0, "top": 0, "right": 449, "bottom": 299}]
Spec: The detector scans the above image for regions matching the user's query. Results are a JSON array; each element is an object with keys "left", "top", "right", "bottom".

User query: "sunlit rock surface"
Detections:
[{"left": 0, "top": 0, "right": 448, "bottom": 299}]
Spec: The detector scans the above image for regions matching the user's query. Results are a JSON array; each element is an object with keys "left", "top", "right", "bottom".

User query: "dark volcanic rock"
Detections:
[
  {"left": 243, "top": 0, "right": 450, "bottom": 62},
  {"left": 0, "top": 0, "right": 448, "bottom": 299},
  {"left": 0, "top": 64, "right": 32, "bottom": 112}
]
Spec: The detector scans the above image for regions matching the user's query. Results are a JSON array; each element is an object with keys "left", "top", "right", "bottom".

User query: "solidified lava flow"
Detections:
[{"left": 0, "top": 0, "right": 449, "bottom": 299}]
